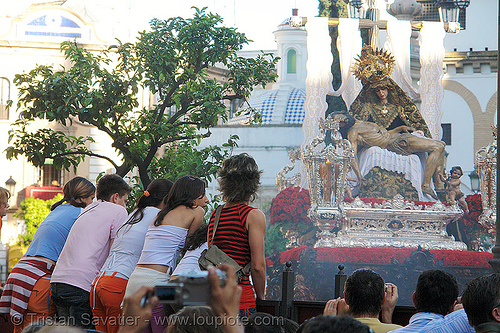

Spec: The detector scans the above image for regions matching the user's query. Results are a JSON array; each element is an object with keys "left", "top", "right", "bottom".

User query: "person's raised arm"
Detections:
[
  {"left": 381, "top": 283, "right": 398, "bottom": 324},
  {"left": 208, "top": 265, "right": 244, "bottom": 333},
  {"left": 118, "top": 286, "right": 159, "bottom": 333},
  {"left": 247, "top": 209, "right": 266, "bottom": 300}
]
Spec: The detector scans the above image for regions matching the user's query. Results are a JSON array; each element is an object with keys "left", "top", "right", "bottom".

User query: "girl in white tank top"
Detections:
[{"left": 124, "top": 176, "right": 208, "bottom": 333}]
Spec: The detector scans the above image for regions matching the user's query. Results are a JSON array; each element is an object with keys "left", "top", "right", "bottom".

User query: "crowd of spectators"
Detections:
[{"left": 0, "top": 153, "right": 498, "bottom": 333}]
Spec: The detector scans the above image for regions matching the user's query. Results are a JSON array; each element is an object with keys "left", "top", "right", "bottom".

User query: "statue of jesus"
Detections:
[{"left": 336, "top": 113, "right": 445, "bottom": 200}]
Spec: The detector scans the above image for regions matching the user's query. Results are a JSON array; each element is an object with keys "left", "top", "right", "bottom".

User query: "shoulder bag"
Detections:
[{"left": 198, "top": 205, "right": 251, "bottom": 283}]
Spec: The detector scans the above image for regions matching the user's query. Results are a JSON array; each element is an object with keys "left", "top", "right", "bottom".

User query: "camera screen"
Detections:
[{"left": 155, "top": 286, "right": 176, "bottom": 301}]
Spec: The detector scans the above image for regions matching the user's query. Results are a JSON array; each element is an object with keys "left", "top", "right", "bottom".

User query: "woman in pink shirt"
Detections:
[{"left": 91, "top": 178, "right": 173, "bottom": 333}]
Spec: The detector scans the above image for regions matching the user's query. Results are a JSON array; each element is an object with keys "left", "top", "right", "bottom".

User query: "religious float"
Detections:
[{"left": 265, "top": 23, "right": 496, "bottom": 305}]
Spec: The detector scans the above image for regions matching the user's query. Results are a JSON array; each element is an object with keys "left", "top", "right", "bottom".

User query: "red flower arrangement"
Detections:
[
  {"left": 459, "top": 194, "right": 483, "bottom": 229},
  {"left": 278, "top": 246, "right": 493, "bottom": 267},
  {"left": 455, "top": 193, "right": 494, "bottom": 251},
  {"left": 270, "top": 186, "right": 312, "bottom": 227}
]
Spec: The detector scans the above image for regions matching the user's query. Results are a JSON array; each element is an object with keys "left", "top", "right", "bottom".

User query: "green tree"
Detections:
[
  {"left": 15, "top": 194, "right": 63, "bottom": 246},
  {"left": 6, "top": 8, "right": 278, "bottom": 187}
]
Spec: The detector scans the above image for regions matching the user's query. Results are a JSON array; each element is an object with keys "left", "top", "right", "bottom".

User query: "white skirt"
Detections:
[{"left": 124, "top": 266, "right": 171, "bottom": 299}]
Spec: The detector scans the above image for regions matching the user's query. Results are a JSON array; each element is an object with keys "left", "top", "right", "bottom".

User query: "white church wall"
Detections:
[
  {"left": 441, "top": 90, "right": 475, "bottom": 192},
  {"left": 443, "top": 0, "right": 498, "bottom": 53},
  {"left": 198, "top": 125, "right": 303, "bottom": 203}
]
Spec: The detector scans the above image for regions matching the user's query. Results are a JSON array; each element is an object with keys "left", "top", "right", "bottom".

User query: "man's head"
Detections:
[
  {"left": 302, "top": 315, "right": 371, "bottom": 333},
  {"left": 413, "top": 270, "right": 458, "bottom": 316},
  {"left": 332, "top": 113, "right": 356, "bottom": 140},
  {"left": 462, "top": 273, "right": 500, "bottom": 327},
  {"left": 344, "top": 269, "right": 385, "bottom": 317},
  {"left": 96, "top": 174, "right": 132, "bottom": 207},
  {"left": 0, "top": 187, "right": 10, "bottom": 218}
]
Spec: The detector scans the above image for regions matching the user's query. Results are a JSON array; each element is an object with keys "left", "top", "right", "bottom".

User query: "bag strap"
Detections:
[
  {"left": 209, "top": 205, "right": 224, "bottom": 246},
  {"left": 241, "top": 262, "right": 251, "bottom": 275}
]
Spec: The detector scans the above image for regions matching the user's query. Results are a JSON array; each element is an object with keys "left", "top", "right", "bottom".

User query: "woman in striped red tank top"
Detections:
[{"left": 208, "top": 153, "right": 267, "bottom": 316}]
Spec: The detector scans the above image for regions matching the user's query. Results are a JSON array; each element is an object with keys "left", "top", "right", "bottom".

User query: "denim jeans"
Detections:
[
  {"left": 51, "top": 282, "right": 95, "bottom": 329},
  {"left": 239, "top": 307, "right": 257, "bottom": 318}
]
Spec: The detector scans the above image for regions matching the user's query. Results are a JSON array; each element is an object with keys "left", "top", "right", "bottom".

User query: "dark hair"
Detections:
[
  {"left": 244, "top": 312, "right": 287, "bottom": 333},
  {"left": 20, "top": 321, "right": 46, "bottom": 333},
  {"left": 169, "top": 306, "right": 222, "bottom": 333},
  {"left": 218, "top": 153, "right": 261, "bottom": 204},
  {"left": 414, "top": 270, "right": 458, "bottom": 315},
  {"left": 302, "top": 315, "right": 371, "bottom": 333},
  {"left": 96, "top": 174, "right": 132, "bottom": 201},
  {"left": 153, "top": 176, "right": 205, "bottom": 226},
  {"left": 182, "top": 223, "right": 208, "bottom": 254},
  {"left": 462, "top": 273, "right": 500, "bottom": 327},
  {"left": 450, "top": 166, "right": 463, "bottom": 176},
  {"left": 345, "top": 269, "right": 385, "bottom": 317},
  {"left": 282, "top": 318, "right": 299, "bottom": 333},
  {"left": 0, "top": 187, "right": 10, "bottom": 206},
  {"left": 125, "top": 179, "right": 173, "bottom": 226},
  {"left": 51, "top": 177, "right": 96, "bottom": 211}
]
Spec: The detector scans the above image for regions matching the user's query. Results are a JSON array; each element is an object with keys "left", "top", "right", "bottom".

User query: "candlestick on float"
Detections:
[{"left": 319, "top": 160, "right": 333, "bottom": 203}]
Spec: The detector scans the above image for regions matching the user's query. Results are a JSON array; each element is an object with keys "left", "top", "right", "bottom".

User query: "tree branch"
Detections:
[
  {"left": 158, "top": 130, "right": 211, "bottom": 146},
  {"left": 53, "top": 150, "right": 120, "bottom": 170}
]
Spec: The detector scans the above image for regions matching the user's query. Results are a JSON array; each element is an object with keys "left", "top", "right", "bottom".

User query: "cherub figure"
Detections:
[{"left": 439, "top": 166, "right": 469, "bottom": 214}]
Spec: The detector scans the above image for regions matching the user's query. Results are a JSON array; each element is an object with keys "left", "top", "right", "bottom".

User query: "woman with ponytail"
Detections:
[
  {"left": 0, "top": 177, "right": 95, "bottom": 333},
  {"left": 124, "top": 175, "right": 207, "bottom": 333},
  {"left": 91, "top": 178, "right": 173, "bottom": 333}
]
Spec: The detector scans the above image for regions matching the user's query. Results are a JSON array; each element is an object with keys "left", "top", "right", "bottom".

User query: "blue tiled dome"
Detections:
[
  {"left": 284, "top": 88, "right": 306, "bottom": 124},
  {"left": 249, "top": 90, "right": 278, "bottom": 124},
  {"left": 227, "top": 88, "right": 305, "bottom": 125}
]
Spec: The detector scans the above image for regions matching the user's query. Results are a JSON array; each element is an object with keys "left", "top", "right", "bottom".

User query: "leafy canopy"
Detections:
[{"left": 6, "top": 7, "right": 278, "bottom": 187}]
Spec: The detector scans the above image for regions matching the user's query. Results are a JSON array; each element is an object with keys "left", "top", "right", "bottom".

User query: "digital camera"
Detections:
[{"left": 141, "top": 270, "right": 226, "bottom": 307}]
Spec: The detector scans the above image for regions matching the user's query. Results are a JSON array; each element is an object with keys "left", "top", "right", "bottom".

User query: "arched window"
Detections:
[
  {"left": 287, "top": 49, "right": 297, "bottom": 74},
  {"left": 0, "top": 78, "right": 10, "bottom": 120}
]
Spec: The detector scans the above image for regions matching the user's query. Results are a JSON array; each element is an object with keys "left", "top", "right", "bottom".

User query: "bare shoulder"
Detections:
[
  {"left": 160, "top": 205, "right": 203, "bottom": 226},
  {"left": 193, "top": 206, "right": 205, "bottom": 218},
  {"left": 247, "top": 209, "right": 266, "bottom": 227}
]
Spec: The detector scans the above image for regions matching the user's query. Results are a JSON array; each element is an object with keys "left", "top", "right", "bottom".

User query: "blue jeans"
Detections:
[
  {"left": 51, "top": 282, "right": 95, "bottom": 329},
  {"left": 239, "top": 307, "right": 257, "bottom": 318}
]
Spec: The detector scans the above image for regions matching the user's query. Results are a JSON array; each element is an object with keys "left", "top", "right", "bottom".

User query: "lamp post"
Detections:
[
  {"left": 468, "top": 170, "right": 480, "bottom": 193},
  {"left": 437, "top": 0, "right": 471, "bottom": 33},
  {"left": 346, "top": 0, "right": 365, "bottom": 19},
  {"left": 5, "top": 176, "right": 16, "bottom": 195}
]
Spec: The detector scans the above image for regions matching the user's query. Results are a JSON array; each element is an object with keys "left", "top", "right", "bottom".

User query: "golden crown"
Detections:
[{"left": 352, "top": 45, "right": 395, "bottom": 84}]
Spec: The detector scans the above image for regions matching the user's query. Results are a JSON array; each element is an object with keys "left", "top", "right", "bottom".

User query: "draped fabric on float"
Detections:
[
  {"left": 300, "top": 18, "right": 446, "bottom": 188},
  {"left": 384, "top": 20, "right": 419, "bottom": 100},
  {"left": 419, "top": 22, "right": 446, "bottom": 140},
  {"left": 327, "top": 18, "right": 363, "bottom": 109},
  {"left": 357, "top": 146, "right": 430, "bottom": 201},
  {"left": 300, "top": 17, "right": 333, "bottom": 189}
]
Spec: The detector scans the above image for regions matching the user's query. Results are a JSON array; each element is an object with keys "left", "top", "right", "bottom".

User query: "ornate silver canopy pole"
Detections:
[
  {"left": 301, "top": 115, "right": 354, "bottom": 247},
  {"left": 490, "top": 19, "right": 500, "bottom": 272},
  {"left": 475, "top": 127, "right": 497, "bottom": 233}
]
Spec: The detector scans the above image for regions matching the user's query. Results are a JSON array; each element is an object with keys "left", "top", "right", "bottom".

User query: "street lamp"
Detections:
[
  {"left": 346, "top": 0, "right": 365, "bottom": 19},
  {"left": 468, "top": 170, "right": 480, "bottom": 193},
  {"left": 5, "top": 176, "right": 16, "bottom": 195},
  {"left": 437, "top": 0, "right": 471, "bottom": 33}
]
